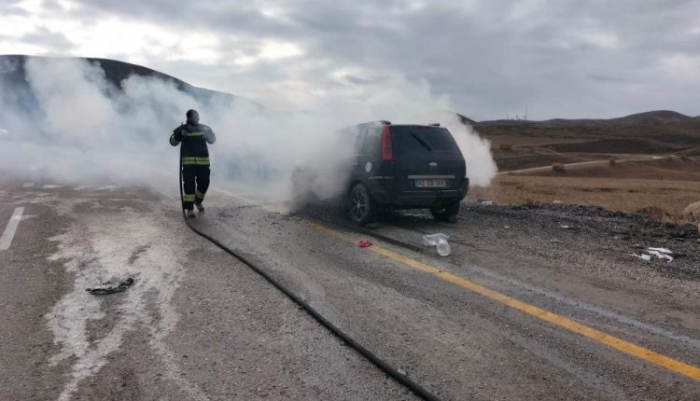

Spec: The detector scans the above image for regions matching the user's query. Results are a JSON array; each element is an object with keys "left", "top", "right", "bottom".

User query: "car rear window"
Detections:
[{"left": 392, "top": 126, "right": 459, "bottom": 155}]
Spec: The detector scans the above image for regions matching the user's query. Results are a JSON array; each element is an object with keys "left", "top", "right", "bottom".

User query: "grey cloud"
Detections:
[
  {"left": 1, "top": 1, "right": 29, "bottom": 17},
  {"left": 21, "top": 28, "right": 75, "bottom": 53},
  {"left": 41, "top": 0, "right": 65, "bottom": 12},
  {"left": 587, "top": 74, "right": 637, "bottom": 84},
  {"left": 24, "top": 0, "right": 700, "bottom": 119}
]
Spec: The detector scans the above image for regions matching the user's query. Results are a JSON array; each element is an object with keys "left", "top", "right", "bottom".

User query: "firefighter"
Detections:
[{"left": 170, "top": 109, "right": 216, "bottom": 218}]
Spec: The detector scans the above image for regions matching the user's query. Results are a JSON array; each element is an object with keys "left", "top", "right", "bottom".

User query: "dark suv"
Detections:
[{"left": 341, "top": 121, "right": 469, "bottom": 224}]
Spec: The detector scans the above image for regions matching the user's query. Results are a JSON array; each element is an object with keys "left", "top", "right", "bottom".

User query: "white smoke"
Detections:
[{"left": 0, "top": 58, "right": 497, "bottom": 200}]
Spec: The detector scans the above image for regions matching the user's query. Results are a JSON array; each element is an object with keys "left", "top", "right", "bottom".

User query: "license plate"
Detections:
[{"left": 415, "top": 179, "right": 447, "bottom": 188}]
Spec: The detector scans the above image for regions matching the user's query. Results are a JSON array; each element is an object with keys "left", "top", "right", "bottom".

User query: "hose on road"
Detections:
[{"left": 178, "top": 153, "right": 443, "bottom": 401}]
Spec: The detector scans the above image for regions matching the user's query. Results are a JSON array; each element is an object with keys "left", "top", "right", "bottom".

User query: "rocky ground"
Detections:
[
  {"left": 297, "top": 198, "right": 700, "bottom": 282},
  {"left": 466, "top": 202, "right": 700, "bottom": 279}
]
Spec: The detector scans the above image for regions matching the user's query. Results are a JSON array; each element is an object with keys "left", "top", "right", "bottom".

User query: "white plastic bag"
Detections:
[{"left": 423, "top": 233, "right": 451, "bottom": 256}]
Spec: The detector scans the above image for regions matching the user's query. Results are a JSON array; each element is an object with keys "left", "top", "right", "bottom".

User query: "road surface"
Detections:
[{"left": 1, "top": 177, "right": 698, "bottom": 400}]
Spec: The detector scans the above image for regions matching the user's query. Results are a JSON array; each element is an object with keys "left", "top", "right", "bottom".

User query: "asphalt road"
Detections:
[{"left": 1, "top": 178, "right": 698, "bottom": 400}]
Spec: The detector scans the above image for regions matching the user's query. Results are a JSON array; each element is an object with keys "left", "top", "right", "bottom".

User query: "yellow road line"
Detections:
[{"left": 303, "top": 220, "right": 700, "bottom": 381}]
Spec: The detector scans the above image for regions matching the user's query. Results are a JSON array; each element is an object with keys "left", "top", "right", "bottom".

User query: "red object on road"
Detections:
[{"left": 358, "top": 240, "right": 372, "bottom": 248}]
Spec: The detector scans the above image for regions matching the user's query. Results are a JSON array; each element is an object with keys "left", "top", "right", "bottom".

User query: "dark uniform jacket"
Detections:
[{"left": 169, "top": 123, "right": 217, "bottom": 165}]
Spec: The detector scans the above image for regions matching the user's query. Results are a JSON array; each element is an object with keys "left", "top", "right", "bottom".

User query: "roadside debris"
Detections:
[
  {"left": 86, "top": 277, "right": 134, "bottom": 295},
  {"left": 632, "top": 254, "right": 652, "bottom": 261},
  {"left": 423, "top": 233, "right": 451, "bottom": 256},
  {"left": 479, "top": 199, "right": 493, "bottom": 206},
  {"left": 647, "top": 247, "right": 674, "bottom": 262},
  {"left": 632, "top": 247, "right": 674, "bottom": 263},
  {"left": 358, "top": 240, "right": 372, "bottom": 248}
]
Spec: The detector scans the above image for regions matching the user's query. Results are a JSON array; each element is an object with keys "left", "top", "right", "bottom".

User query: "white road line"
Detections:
[
  {"left": 22, "top": 182, "right": 35, "bottom": 188},
  {"left": 0, "top": 207, "right": 25, "bottom": 251},
  {"left": 210, "top": 187, "right": 258, "bottom": 205}
]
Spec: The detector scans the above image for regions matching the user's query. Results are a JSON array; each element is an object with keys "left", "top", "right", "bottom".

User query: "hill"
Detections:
[
  {"left": 0, "top": 54, "right": 264, "bottom": 112},
  {"left": 472, "top": 110, "right": 696, "bottom": 127}
]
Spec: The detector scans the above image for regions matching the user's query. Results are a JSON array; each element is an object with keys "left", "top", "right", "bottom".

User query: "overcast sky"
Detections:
[{"left": 1, "top": 0, "right": 699, "bottom": 120}]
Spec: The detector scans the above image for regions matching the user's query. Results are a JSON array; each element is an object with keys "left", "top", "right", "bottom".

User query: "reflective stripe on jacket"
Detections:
[{"left": 170, "top": 123, "right": 216, "bottom": 165}]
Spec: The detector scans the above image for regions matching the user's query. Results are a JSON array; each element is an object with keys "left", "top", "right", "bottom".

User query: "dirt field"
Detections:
[
  {"left": 469, "top": 174, "right": 700, "bottom": 224},
  {"left": 472, "top": 114, "right": 700, "bottom": 225}
]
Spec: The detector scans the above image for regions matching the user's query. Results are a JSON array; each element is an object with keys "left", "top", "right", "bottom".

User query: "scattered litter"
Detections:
[
  {"left": 648, "top": 251, "right": 673, "bottom": 262},
  {"left": 552, "top": 200, "right": 564, "bottom": 204},
  {"left": 504, "top": 226, "right": 510, "bottom": 229},
  {"left": 423, "top": 233, "right": 451, "bottom": 256},
  {"left": 397, "top": 368, "right": 407, "bottom": 376},
  {"left": 479, "top": 199, "right": 493, "bottom": 206},
  {"left": 647, "top": 247, "right": 672, "bottom": 254},
  {"left": 632, "top": 247, "right": 674, "bottom": 263},
  {"left": 560, "top": 225, "right": 570, "bottom": 229},
  {"left": 86, "top": 278, "right": 134, "bottom": 295},
  {"left": 358, "top": 240, "right": 372, "bottom": 248},
  {"left": 647, "top": 247, "right": 673, "bottom": 262},
  {"left": 550, "top": 239, "right": 562, "bottom": 243}
]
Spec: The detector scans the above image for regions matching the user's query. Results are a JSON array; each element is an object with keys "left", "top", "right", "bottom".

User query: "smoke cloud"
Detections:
[{"left": 0, "top": 58, "right": 497, "bottom": 203}]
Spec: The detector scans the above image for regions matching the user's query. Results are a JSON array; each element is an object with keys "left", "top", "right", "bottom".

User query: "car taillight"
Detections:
[{"left": 381, "top": 125, "right": 393, "bottom": 161}]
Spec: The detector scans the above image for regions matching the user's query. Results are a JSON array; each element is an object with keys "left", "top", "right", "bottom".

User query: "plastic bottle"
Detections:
[
  {"left": 436, "top": 239, "right": 451, "bottom": 256},
  {"left": 423, "top": 233, "right": 451, "bottom": 256}
]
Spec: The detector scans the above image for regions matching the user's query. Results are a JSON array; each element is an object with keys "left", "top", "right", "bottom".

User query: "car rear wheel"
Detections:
[
  {"left": 349, "top": 183, "right": 375, "bottom": 225},
  {"left": 431, "top": 201, "right": 460, "bottom": 222}
]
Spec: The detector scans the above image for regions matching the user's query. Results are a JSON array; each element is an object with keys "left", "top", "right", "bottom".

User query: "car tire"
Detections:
[
  {"left": 431, "top": 201, "right": 460, "bottom": 222},
  {"left": 349, "top": 183, "right": 376, "bottom": 225}
]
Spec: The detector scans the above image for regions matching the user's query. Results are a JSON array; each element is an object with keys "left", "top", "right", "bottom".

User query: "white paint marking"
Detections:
[
  {"left": 22, "top": 182, "right": 35, "bottom": 188},
  {"left": 0, "top": 207, "right": 25, "bottom": 251},
  {"left": 210, "top": 187, "right": 258, "bottom": 205}
]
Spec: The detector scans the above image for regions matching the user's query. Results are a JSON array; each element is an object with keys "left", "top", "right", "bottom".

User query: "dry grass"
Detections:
[
  {"left": 528, "top": 159, "right": 700, "bottom": 181},
  {"left": 498, "top": 143, "right": 514, "bottom": 151},
  {"left": 469, "top": 175, "right": 700, "bottom": 224},
  {"left": 486, "top": 135, "right": 587, "bottom": 148},
  {"left": 478, "top": 127, "right": 700, "bottom": 224}
]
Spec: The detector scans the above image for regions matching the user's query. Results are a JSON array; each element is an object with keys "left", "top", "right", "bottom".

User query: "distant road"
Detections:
[{"left": 499, "top": 154, "right": 666, "bottom": 175}]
